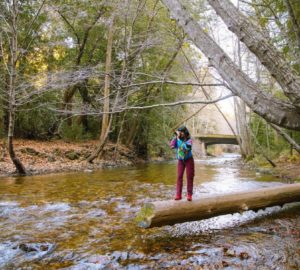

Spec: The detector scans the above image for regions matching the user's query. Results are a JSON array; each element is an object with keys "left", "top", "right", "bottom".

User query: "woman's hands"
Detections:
[{"left": 173, "top": 130, "right": 184, "bottom": 139}]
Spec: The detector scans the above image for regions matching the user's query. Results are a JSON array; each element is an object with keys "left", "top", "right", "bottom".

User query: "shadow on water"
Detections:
[{"left": 0, "top": 153, "right": 299, "bottom": 269}]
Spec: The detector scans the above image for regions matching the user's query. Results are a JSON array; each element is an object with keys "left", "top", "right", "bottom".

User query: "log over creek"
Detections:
[
  {"left": 0, "top": 154, "right": 299, "bottom": 269},
  {"left": 136, "top": 183, "right": 300, "bottom": 228}
]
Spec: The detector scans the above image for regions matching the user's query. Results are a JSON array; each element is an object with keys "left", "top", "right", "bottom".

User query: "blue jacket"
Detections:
[{"left": 170, "top": 137, "right": 193, "bottom": 160}]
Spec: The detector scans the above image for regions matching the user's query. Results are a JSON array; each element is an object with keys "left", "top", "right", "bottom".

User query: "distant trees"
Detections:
[{"left": 0, "top": 0, "right": 204, "bottom": 173}]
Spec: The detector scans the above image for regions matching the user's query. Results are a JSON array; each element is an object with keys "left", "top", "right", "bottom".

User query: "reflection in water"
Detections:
[{"left": 0, "top": 154, "right": 299, "bottom": 269}]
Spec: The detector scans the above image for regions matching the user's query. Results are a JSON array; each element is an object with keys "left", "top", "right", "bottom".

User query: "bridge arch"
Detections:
[{"left": 194, "top": 134, "right": 239, "bottom": 156}]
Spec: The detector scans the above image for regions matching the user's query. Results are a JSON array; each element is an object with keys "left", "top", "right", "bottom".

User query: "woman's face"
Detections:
[{"left": 179, "top": 131, "right": 185, "bottom": 138}]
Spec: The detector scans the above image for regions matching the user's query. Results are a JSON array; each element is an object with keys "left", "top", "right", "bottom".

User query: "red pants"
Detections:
[{"left": 176, "top": 157, "right": 195, "bottom": 196}]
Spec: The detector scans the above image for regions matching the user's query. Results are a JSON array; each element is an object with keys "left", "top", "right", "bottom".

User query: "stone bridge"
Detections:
[{"left": 193, "top": 134, "right": 239, "bottom": 156}]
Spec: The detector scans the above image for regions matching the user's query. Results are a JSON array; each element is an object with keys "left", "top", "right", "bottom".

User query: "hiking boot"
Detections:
[
  {"left": 174, "top": 195, "right": 182, "bottom": 200},
  {"left": 187, "top": 194, "right": 192, "bottom": 201}
]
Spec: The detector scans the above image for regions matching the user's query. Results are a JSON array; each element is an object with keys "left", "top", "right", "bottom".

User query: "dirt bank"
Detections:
[
  {"left": 0, "top": 139, "right": 142, "bottom": 177},
  {"left": 272, "top": 158, "right": 300, "bottom": 182},
  {"left": 247, "top": 153, "right": 300, "bottom": 183}
]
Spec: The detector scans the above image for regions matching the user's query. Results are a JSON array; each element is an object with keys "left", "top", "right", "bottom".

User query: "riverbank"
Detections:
[
  {"left": 1, "top": 139, "right": 300, "bottom": 181},
  {"left": 0, "top": 139, "right": 143, "bottom": 177},
  {"left": 247, "top": 152, "right": 300, "bottom": 183},
  {"left": 272, "top": 159, "right": 300, "bottom": 182}
]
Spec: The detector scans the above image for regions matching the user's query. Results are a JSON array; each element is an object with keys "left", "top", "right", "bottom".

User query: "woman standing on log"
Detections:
[{"left": 170, "top": 126, "right": 195, "bottom": 201}]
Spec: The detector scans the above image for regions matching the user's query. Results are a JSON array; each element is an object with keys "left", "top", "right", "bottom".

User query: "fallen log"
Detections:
[{"left": 136, "top": 183, "right": 300, "bottom": 228}]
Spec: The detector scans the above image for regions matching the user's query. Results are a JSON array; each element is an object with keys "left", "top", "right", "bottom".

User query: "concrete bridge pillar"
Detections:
[{"left": 199, "top": 140, "right": 207, "bottom": 157}]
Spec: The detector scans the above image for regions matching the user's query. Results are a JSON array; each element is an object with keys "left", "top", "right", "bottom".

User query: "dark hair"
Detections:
[{"left": 177, "top": 125, "right": 190, "bottom": 139}]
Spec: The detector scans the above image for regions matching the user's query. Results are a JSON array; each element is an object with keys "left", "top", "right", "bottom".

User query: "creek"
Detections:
[{"left": 0, "top": 154, "right": 299, "bottom": 269}]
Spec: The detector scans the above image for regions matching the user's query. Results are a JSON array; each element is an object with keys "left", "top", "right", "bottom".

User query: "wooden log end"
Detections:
[
  {"left": 135, "top": 203, "right": 155, "bottom": 229},
  {"left": 241, "top": 203, "right": 249, "bottom": 211}
]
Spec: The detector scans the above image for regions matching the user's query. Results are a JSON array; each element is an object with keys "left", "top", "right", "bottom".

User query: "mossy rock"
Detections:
[
  {"left": 135, "top": 203, "right": 154, "bottom": 228},
  {"left": 245, "top": 155, "right": 254, "bottom": 162},
  {"left": 47, "top": 155, "right": 56, "bottom": 162},
  {"left": 65, "top": 150, "right": 80, "bottom": 160},
  {"left": 256, "top": 167, "right": 274, "bottom": 175},
  {"left": 38, "top": 152, "right": 48, "bottom": 158},
  {"left": 20, "top": 147, "right": 39, "bottom": 156},
  {"left": 80, "top": 150, "right": 92, "bottom": 159},
  {"left": 52, "top": 148, "right": 62, "bottom": 155}
]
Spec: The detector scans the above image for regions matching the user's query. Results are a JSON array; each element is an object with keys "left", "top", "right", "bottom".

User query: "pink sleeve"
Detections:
[{"left": 170, "top": 138, "right": 177, "bottom": 149}]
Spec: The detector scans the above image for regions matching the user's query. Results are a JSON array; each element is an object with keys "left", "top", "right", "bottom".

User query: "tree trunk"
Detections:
[
  {"left": 87, "top": 119, "right": 112, "bottom": 163},
  {"left": 2, "top": 62, "right": 10, "bottom": 137},
  {"left": 250, "top": 127, "right": 276, "bottom": 167},
  {"left": 266, "top": 122, "right": 270, "bottom": 154},
  {"left": 8, "top": 135, "right": 26, "bottom": 175},
  {"left": 0, "top": 140, "right": 6, "bottom": 162},
  {"left": 285, "top": 0, "right": 300, "bottom": 51},
  {"left": 100, "top": 16, "right": 115, "bottom": 142},
  {"left": 234, "top": 97, "right": 247, "bottom": 157},
  {"left": 77, "top": 80, "right": 91, "bottom": 131},
  {"left": 136, "top": 183, "right": 300, "bottom": 228},
  {"left": 125, "top": 118, "right": 139, "bottom": 146},
  {"left": 234, "top": 27, "right": 253, "bottom": 157},
  {"left": 87, "top": 16, "right": 115, "bottom": 163},
  {"left": 160, "top": 0, "right": 300, "bottom": 130},
  {"left": 62, "top": 85, "right": 77, "bottom": 126},
  {"left": 207, "top": 0, "right": 300, "bottom": 109},
  {"left": 7, "top": 0, "right": 26, "bottom": 175},
  {"left": 270, "top": 123, "right": 300, "bottom": 154}
]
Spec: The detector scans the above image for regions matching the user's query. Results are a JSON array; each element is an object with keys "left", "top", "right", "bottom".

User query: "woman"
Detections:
[{"left": 170, "top": 126, "right": 195, "bottom": 201}]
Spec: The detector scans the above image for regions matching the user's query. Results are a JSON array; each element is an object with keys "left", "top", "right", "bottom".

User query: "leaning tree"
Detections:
[{"left": 161, "top": 0, "right": 300, "bottom": 131}]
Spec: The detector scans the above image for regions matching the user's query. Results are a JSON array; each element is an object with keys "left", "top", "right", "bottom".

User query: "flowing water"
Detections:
[{"left": 0, "top": 154, "right": 299, "bottom": 269}]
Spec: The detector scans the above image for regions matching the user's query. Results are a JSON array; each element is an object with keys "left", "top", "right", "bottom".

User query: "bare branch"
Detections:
[
  {"left": 77, "top": 10, "right": 105, "bottom": 64},
  {"left": 123, "top": 94, "right": 234, "bottom": 110},
  {"left": 0, "top": 37, "right": 9, "bottom": 73},
  {"left": 54, "top": 9, "right": 80, "bottom": 45},
  {"left": 19, "top": 0, "right": 47, "bottom": 52},
  {"left": 120, "top": 80, "right": 224, "bottom": 88},
  {"left": 49, "top": 94, "right": 234, "bottom": 116}
]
